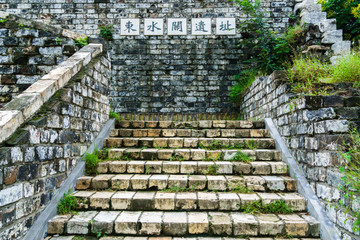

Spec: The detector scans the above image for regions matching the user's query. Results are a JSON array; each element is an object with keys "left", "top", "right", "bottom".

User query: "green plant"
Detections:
[
  {"left": 287, "top": 57, "right": 331, "bottom": 94},
  {"left": 245, "top": 140, "right": 259, "bottom": 150},
  {"left": 240, "top": 199, "right": 294, "bottom": 214},
  {"left": 18, "top": 23, "right": 24, "bottom": 28},
  {"left": 75, "top": 36, "right": 88, "bottom": 47},
  {"left": 84, "top": 150, "right": 101, "bottom": 175},
  {"left": 332, "top": 52, "right": 360, "bottom": 85},
  {"left": 92, "top": 224, "right": 108, "bottom": 239},
  {"left": 287, "top": 51, "right": 360, "bottom": 93},
  {"left": 0, "top": 18, "right": 7, "bottom": 23},
  {"left": 228, "top": 183, "right": 253, "bottom": 193},
  {"left": 338, "top": 126, "right": 360, "bottom": 232},
  {"left": 145, "top": 166, "right": 151, "bottom": 175},
  {"left": 203, "top": 163, "right": 219, "bottom": 175},
  {"left": 56, "top": 37, "right": 62, "bottom": 45},
  {"left": 73, "top": 237, "right": 86, "bottom": 240},
  {"left": 228, "top": 151, "right": 252, "bottom": 163},
  {"left": 109, "top": 109, "right": 120, "bottom": 120},
  {"left": 57, "top": 189, "right": 78, "bottom": 214},
  {"left": 169, "top": 155, "right": 185, "bottom": 161},
  {"left": 98, "top": 24, "right": 114, "bottom": 41},
  {"left": 230, "top": 70, "right": 257, "bottom": 104},
  {"left": 320, "top": 0, "right": 360, "bottom": 43}
]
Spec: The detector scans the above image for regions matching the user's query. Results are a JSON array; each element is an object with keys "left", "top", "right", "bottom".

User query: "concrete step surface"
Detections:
[
  {"left": 47, "top": 211, "right": 320, "bottom": 237},
  {"left": 115, "top": 120, "right": 265, "bottom": 129},
  {"left": 110, "top": 128, "right": 271, "bottom": 138},
  {"left": 72, "top": 190, "right": 306, "bottom": 211},
  {"left": 95, "top": 160, "right": 288, "bottom": 175},
  {"left": 76, "top": 174, "right": 297, "bottom": 192},
  {"left": 105, "top": 137, "right": 275, "bottom": 149}
]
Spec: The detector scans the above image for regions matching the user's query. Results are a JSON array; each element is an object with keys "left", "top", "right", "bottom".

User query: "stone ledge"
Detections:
[{"left": 0, "top": 43, "right": 103, "bottom": 144}]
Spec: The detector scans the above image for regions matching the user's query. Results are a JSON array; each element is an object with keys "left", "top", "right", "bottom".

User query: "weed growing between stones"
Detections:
[
  {"left": 98, "top": 24, "right": 114, "bottom": 41},
  {"left": 109, "top": 109, "right": 120, "bottom": 120},
  {"left": 227, "top": 183, "right": 253, "bottom": 193},
  {"left": 338, "top": 127, "right": 360, "bottom": 232},
  {"left": 240, "top": 199, "right": 294, "bottom": 214},
  {"left": 169, "top": 155, "right": 185, "bottom": 161},
  {"left": 202, "top": 164, "right": 219, "bottom": 175},
  {"left": 84, "top": 149, "right": 102, "bottom": 175},
  {"left": 75, "top": 36, "right": 88, "bottom": 47},
  {"left": 228, "top": 151, "right": 253, "bottom": 163},
  {"left": 57, "top": 189, "right": 78, "bottom": 214},
  {"left": 199, "top": 140, "right": 258, "bottom": 150},
  {"left": 90, "top": 220, "right": 109, "bottom": 238}
]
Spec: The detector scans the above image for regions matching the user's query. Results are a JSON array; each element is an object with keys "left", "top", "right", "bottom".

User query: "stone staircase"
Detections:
[{"left": 46, "top": 120, "right": 321, "bottom": 240}]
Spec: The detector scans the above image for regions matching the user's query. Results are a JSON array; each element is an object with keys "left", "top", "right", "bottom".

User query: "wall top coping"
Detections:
[{"left": 0, "top": 41, "right": 103, "bottom": 144}]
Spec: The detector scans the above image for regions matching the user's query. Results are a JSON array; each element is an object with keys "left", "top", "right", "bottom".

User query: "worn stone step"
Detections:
[
  {"left": 48, "top": 211, "right": 320, "bottom": 237},
  {"left": 72, "top": 191, "right": 306, "bottom": 212},
  {"left": 76, "top": 174, "right": 297, "bottom": 192},
  {"left": 115, "top": 120, "right": 265, "bottom": 129},
  {"left": 96, "top": 160, "right": 288, "bottom": 175},
  {"left": 105, "top": 137, "right": 275, "bottom": 149},
  {"left": 48, "top": 236, "right": 322, "bottom": 240},
  {"left": 110, "top": 128, "right": 271, "bottom": 138},
  {"left": 107, "top": 148, "right": 281, "bottom": 161}
]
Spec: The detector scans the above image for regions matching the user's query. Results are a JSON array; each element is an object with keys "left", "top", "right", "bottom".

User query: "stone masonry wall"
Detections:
[
  {"left": 0, "top": 52, "right": 111, "bottom": 239},
  {"left": 240, "top": 71, "right": 360, "bottom": 240},
  {"left": 1, "top": 0, "right": 295, "bottom": 113},
  {"left": 0, "top": 14, "right": 85, "bottom": 108}
]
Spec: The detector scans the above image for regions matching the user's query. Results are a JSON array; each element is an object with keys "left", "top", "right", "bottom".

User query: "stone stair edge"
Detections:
[{"left": 47, "top": 210, "right": 320, "bottom": 237}]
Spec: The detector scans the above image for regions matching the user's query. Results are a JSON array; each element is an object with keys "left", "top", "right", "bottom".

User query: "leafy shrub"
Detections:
[
  {"left": 75, "top": 36, "right": 88, "bottom": 47},
  {"left": 57, "top": 189, "right": 78, "bottom": 214},
  {"left": 338, "top": 127, "right": 360, "bottom": 232},
  {"left": 84, "top": 150, "right": 101, "bottom": 175},
  {"left": 99, "top": 24, "right": 114, "bottom": 41},
  {"left": 319, "top": 0, "right": 360, "bottom": 43},
  {"left": 229, "top": 0, "right": 305, "bottom": 103}
]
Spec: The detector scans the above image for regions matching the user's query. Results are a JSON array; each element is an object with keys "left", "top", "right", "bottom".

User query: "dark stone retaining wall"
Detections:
[
  {"left": 1, "top": 0, "right": 295, "bottom": 113},
  {"left": 0, "top": 51, "right": 111, "bottom": 239},
  {"left": 0, "top": 14, "right": 85, "bottom": 108},
  {"left": 240, "top": 71, "right": 360, "bottom": 240}
]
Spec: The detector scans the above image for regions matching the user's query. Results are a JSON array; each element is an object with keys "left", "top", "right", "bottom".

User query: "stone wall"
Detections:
[
  {"left": 0, "top": 17, "right": 110, "bottom": 238},
  {"left": 240, "top": 71, "right": 360, "bottom": 240},
  {"left": 0, "top": 13, "right": 87, "bottom": 108},
  {"left": 1, "top": 0, "right": 295, "bottom": 113}
]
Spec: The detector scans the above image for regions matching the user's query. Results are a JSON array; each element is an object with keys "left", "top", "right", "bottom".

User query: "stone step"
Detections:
[
  {"left": 105, "top": 137, "right": 275, "bottom": 149},
  {"left": 110, "top": 128, "right": 270, "bottom": 138},
  {"left": 48, "top": 236, "right": 322, "bottom": 240},
  {"left": 73, "top": 191, "right": 306, "bottom": 212},
  {"left": 48, "top": 211, "right": 320, "bottom": 237},
  {"left": 76, "top": 174, "right": 297, "bottom": 192},
  {"left": 115, "top": 120, "right": 265, "bottom": 129},
  {"left": 96, "top": 160, "right": 288, "bottom": 175},
  {"left": 107, "top": 148, "right": 280, "bottom": 161}
]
